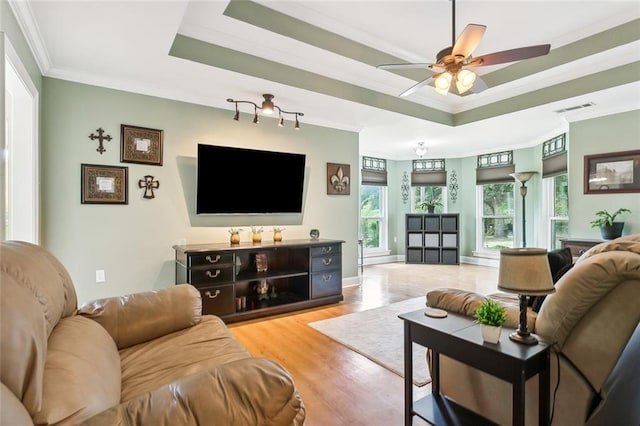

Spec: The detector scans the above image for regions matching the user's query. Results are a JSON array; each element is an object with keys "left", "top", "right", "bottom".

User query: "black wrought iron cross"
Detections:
[
  {"left": 138, "top": 175, "right": 159, "bottom": 199},
  {"left": 88, "top": 128, "right": 112, "bottom": 154}
]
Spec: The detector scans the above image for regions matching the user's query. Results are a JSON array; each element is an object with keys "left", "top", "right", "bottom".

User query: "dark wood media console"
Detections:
[{"left": 173, "top": 239, "right": 344, "bottom": 323}]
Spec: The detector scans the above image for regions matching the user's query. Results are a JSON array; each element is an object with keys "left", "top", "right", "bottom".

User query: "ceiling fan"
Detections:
[{"left": 377, "top": 0, "right": 551, "bottom": 97}]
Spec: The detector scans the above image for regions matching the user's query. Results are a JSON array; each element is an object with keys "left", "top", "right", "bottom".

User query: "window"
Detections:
[
  {"left": 541, "top": 134, "right": 568, "bottom": 249},
  {"left": 475, "top": 151, "right": 515, "bottom": 254},
  {"left": 3, "top": 40, "right": 39, "bottom": 242},
  {"left": 478, "top": 183, "right": 515, "bottom": 251},
  {"left": 360, "top": 185, "right": 387, "bottom": 251},
  {"left": 411, "top": 159, "right": 447, "bottom": 213},
  {"left": 360, "top": 156, "right": 388, "bottom": 254},
  {"left": 544, "top": 174, "right": 569, "bottom": 249}
]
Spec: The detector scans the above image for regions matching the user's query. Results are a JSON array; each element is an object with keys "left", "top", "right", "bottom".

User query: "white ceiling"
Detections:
[{"left": 11, "top": 0, "right": 640, "bottom": 160}]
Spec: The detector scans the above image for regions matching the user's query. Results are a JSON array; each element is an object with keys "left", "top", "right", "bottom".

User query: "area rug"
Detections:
[{"left": 308, "top": 297, "right": 431, "bottom": 386}]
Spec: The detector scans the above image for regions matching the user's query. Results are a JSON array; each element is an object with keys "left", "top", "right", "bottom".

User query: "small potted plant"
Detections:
[
  {"left": 474, "top": 299, "right": 508, "bottom": 344},
  {"left": 590, "top": 208, "right": 631, "bottom": 240},
  {"left": 418, "top": 196, "right": 443, "bottom": 214}
]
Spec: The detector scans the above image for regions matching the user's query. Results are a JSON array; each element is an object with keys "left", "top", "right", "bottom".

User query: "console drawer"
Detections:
[
  {"left": 310, "top": 244, "right": 341, "bottom": 257},
  {"left": 188, "top": 252, "right": 234, "bottom": 267},
  {"left": 311, "top": 271, "right": 342, "bottom": 299},
  {"left": 189, "top": 266, "right": 235, "bottom": 286},
  {"left": 311, "top": 254, "right": 340, "bottom": 272},
  {"left": 200, "top": 284, "right": 235, "bottom": 315}
]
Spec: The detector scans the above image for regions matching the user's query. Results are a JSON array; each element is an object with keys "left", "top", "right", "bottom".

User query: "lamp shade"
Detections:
[
  {"left": 510, "top": 171, "right": 537, "bottom": 184},
  {"left": 497, "top": 248, "right": 555, "bottom": 295}
]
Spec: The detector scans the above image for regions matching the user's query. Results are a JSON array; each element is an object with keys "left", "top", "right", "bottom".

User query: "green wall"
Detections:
[
  {"left": 389, "top": 110, "right": 639, "bottom": 259},
  {"left": 41, "top": 78, "right": 360, "bottom": 304},
  {"left": 568, "top": 110, "right": 640, "bottom": 238}
]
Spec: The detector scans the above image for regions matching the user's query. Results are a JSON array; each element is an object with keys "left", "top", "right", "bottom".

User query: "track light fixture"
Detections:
[{"left": 227, "top": 94, "right": 304, "bottom": 129}]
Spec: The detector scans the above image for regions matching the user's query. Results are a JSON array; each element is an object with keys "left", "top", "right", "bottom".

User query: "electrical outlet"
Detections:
[{"left": 96, "top": 270, "right": 105, "bottom": 283}]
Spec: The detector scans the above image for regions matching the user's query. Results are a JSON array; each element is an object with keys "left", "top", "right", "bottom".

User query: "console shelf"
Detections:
[
  {"left": 173, "top": 239, "right": 344, "bottom": 323},
  {"left": 406, "top": 213, "right": 460, "bottom": 265}
]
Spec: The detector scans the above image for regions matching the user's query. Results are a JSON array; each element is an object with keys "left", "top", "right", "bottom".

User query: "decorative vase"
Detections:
[
  {"left": 252, "top": 232, "right": 262, "bottom": 243},
  {"left": 273, "top": 231, "right": 282, "bottom": 242},
  {"left": 230, "top": 232, "right": 240, "bottom": 245},
  {"left": 310, "top": 229, "right": 320, "bottom": 240},
  {"left": 480, "top": 324, "right": 502, "bottom": 344}
]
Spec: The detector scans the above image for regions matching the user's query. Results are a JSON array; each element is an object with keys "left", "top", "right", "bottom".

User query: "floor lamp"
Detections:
[{"left": 510, "top": 172, "right": 537, "bottom": 247}]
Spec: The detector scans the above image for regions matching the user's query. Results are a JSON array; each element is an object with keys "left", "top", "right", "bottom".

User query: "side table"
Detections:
[{"left": 398, "top": 309, "right": 552, "bottom": 426}]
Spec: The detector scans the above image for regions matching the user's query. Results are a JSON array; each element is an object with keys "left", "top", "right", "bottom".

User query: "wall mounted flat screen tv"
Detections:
[{"left": 196, "top": 144, "right": 306, "bottom": 214}]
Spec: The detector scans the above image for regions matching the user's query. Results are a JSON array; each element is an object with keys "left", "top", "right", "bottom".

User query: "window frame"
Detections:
[{"left": 475, "top": 182, "right": 515, "bottom": 257}]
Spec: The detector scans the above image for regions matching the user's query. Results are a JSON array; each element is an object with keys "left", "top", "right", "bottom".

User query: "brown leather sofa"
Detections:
[
  {"left": 426, "top": 234, "right": 640, "bottom": 425},
  {"left": 1, "top": 240, "right": 305, "bottom": 425}
]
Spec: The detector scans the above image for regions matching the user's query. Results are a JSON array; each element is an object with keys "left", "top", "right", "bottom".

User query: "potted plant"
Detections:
[
  {"left": 474, "top": 299, "right": 508, "bottom": 344},
  {"left": 590, "top": 208, "right": 631, "bottom": 240},
  {"left": 418, "top": 196, "right": 443, "bottom": 214}
]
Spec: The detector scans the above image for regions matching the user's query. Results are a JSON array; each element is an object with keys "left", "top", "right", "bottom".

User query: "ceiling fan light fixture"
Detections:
[
  {"left": 434, "top": 72, "right": 453, "bottom": 95},
  {"left": 261, "top": 94, "right": 275, "bottom": 115},
  {"left": 456, "top": 69, "right": 477, "bottom": 94}
]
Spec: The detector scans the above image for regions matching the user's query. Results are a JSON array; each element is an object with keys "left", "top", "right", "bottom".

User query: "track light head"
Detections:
[{"left": 261, "top": 94, "right": 275, "bottom": 115}]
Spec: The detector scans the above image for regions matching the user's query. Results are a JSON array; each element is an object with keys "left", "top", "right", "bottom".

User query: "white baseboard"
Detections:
[{"left": 460, "top": 256, "right": 499, "bottom": 268}]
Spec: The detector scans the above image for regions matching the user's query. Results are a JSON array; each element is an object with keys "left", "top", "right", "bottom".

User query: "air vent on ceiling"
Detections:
[{"left": 554, "top": 102, "right": 596, "bottom": 114}]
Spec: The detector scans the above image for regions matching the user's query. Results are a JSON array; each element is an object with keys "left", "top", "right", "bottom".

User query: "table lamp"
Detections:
[{"left": 497, "top": 248, "right": 555, "bottom": 345}]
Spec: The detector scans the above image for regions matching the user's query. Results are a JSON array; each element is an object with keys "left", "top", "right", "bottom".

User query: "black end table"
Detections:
[{"left": 399, "top": 309, "right": 552, "bottom": 426}]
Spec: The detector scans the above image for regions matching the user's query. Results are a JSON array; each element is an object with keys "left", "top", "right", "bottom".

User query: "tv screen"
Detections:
[{"left": 196, "top": 144, "right": 306, "bottom": 214}]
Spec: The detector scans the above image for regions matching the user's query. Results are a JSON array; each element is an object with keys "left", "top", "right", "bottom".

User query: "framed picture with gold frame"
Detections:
[
  {"left": 81, "top": 164, "right": 128, "bottom": 204},
  {"left": 120, "top": 124, "right": 163, "bottom": 166}
]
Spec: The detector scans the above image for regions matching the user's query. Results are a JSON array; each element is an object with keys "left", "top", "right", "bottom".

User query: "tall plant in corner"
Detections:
[{"left": 590, "top": 208, "right": 631, "bottom": 240}]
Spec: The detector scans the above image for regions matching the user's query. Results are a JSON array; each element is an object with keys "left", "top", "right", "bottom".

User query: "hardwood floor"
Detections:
[{"left": 228, "top": 262, "right": 498, "bottom": 426}]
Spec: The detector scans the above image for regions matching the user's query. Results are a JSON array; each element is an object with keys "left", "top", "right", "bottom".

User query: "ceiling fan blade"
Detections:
[
  {"left": 452, "top": 24, "right": 486, "bottom": 59},
  {"left": 399, "top": 76, "right": 434, "bottom": 97},
  {"left": 472, "top": 44, "right": 551, "bottom": 66},
  {"left": 470, "top": 76, "right": 488, "bottom": 93},
  {"left": 377, "top": 63, "right": 433, "bottom": 70}
]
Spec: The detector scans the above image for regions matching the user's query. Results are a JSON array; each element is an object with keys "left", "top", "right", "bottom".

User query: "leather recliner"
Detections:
[{"left": 426, "top": 234, "right": 640, "bottom": 425}]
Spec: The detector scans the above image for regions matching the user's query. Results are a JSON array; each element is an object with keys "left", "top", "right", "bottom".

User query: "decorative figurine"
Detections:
[{"left": 255, "top": 280, "right": 269, "bottom": 301}]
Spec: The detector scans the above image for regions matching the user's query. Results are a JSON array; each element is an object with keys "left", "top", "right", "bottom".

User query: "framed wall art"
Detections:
[
  {"left": 584, "top": 149, "right": 640, "bottom": 194},
  {"left": 327, "top": 163, "right": 350, "bottom": 195},
  {"left": 121, "top": 124, "right": 163, "bottom": 166},
  {"left": 81, "top": 164, "right": 128, "bottom": 204}
]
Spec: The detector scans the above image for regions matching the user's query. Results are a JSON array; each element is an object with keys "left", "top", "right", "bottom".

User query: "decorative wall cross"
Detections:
[
  {"left": 138, "top": 175, "right": 159, "bottom": 199},
  {"left": 88, "top": 128, "right": 112, "bottom": 154}
]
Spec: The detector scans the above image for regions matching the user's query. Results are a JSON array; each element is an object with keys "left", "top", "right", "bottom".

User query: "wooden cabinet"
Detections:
[
  {"left": 560, "top": 238, "right": 602, "bottom": 258},
  {"left": 174, "top": 239, "right": 344, "bottom": 323},
  {"left": 406, "top": 213, "right": 460, "bottom": 265}
]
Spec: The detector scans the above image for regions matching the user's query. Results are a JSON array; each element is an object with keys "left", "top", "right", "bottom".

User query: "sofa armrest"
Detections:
[
  {"left": 79, "top": 358, "right": 305, "bottom": 426},
  {"left": 426, "top": 288, "right": 535, "bottom": 330},
  {"left": 77, "top": 284, "right": 202, "bottom": 349}
]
